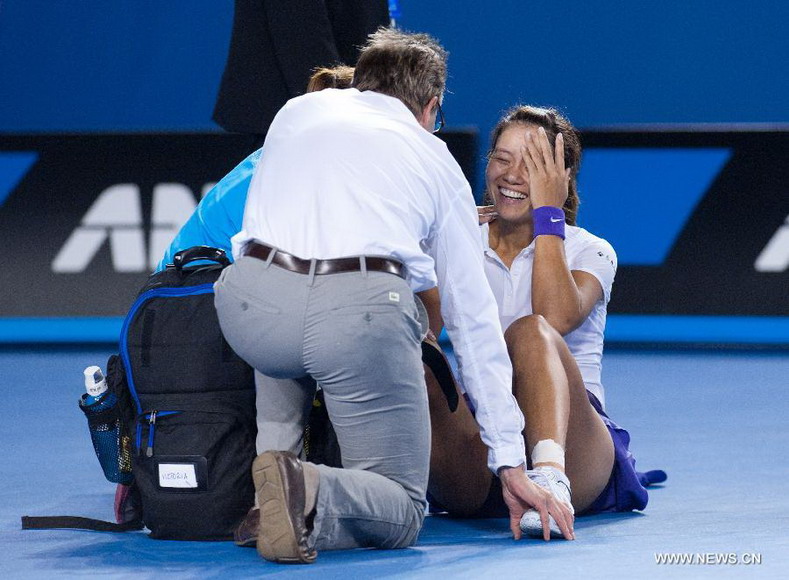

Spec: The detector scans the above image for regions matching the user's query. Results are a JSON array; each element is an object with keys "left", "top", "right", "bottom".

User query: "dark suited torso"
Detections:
[{"left": 213, "top": 0, "right": 389, "bottom": 141}]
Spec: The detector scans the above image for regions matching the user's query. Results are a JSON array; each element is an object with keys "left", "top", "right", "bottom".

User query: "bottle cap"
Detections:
[{"left": 84, "top": 365, "right": 108, "bottom": 397}]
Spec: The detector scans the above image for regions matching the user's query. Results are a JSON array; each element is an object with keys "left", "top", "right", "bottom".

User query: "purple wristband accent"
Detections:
[{"left": 532, "top": 206, "right": 566, "bottom": 239}]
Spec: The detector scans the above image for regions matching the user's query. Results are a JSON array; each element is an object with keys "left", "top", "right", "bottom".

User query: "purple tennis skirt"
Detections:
[
  {"left": 455, "top": 390, "right": 661, "bottom": 518},
  {"left": 581, "top": 391, "right": 650, "bottom": 514}
]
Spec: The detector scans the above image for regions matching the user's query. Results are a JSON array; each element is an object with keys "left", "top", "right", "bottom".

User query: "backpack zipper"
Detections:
[{"left": 136, "top": 410, "right": 181, "bottom": 456}]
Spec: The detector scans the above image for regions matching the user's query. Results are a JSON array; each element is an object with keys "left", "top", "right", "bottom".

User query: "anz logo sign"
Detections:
[
  {"left": 52, "top": 182, "right": 214, "bottom": 273},
  {"left": 755, "top": 215, "right": 789, "bottom": 273}
]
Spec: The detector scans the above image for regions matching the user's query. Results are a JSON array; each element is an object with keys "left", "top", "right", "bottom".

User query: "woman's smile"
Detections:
[{"left": 498, "top": 187, "right": 527, "bottom": 201}]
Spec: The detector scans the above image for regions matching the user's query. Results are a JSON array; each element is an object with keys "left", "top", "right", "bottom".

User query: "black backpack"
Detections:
[
  {"left": 22, "top": 247, "right": 257, "bottom": 540},
  {"left": 118, "top": 246, "right": 257, "bottom": 540}
]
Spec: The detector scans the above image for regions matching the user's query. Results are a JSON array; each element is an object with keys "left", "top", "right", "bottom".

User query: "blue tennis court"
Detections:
[{"left": 2, "top": 345, "right": 786, "bottom": 578}]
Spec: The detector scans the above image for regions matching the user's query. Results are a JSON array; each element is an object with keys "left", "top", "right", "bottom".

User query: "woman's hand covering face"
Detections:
[{"left": 520, "top": 126, "right": 570, "bottom": 210}]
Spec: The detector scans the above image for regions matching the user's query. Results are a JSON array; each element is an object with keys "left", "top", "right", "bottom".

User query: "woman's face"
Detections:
[{"left": 485, "top": 123, "right": 536, "bottom": 223}]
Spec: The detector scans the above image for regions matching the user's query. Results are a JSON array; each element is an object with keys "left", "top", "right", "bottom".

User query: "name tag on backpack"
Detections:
[
  {"left": 155, "top": 456, "right": 207, "bottom": 492},
  {"left": 158, "top": 463, "right": 198, "bottom": 488}
]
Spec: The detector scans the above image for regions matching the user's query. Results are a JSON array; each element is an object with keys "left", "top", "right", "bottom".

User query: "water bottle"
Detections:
[
  {"left": 83, "top": 366, "right": 109, "bottom": 405},
  {"left": 79, "top": 365, "right": 134, "bottom": 485}
]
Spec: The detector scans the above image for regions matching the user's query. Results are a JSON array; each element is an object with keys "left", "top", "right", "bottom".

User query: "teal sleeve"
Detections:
[{"left": 155, "top": 149, "right": 262, "bottom": 272}]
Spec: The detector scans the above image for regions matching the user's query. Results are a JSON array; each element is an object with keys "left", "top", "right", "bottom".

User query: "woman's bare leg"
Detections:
[
  {"left": 425, "top": 364, "right": 491, "bottom": 516},
  {"left": 505, "top": 315, "right": 614, "bottom": 512}
]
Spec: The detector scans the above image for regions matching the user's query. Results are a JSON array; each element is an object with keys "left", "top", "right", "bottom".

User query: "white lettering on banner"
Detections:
[
  {"left": 755, "top": 214, "right": 789, "bottom": 272},
  {"left": 52, "top": 183, "right": 207, "bottom": 273},
  {"left": 52, "top": 184, "right": 144, "bottom": 273},
  {"left": 158, "top": 463, "right": 198, "bottom": 488}
]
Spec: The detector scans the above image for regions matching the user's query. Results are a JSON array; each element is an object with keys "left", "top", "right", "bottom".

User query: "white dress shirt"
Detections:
[
  {"left": 481, "top": 223, "right": 617, "bottom": 408},
  {"left": 232, "top": 88, "right": 525, "bottom": 472}
]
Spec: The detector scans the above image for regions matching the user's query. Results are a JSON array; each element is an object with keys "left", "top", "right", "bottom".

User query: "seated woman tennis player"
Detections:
[{"left": 426, "top": 105, "right": 664, "bottom": 538}]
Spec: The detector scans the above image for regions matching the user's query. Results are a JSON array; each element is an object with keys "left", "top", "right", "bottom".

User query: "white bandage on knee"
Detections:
[{"left": 531, "top": 439, "right": 565, "bottom": 469}]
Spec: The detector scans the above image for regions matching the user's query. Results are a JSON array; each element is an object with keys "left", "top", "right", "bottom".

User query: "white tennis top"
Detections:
[{"left": 481, "top": 222, "right": 617, "bottom": 408}]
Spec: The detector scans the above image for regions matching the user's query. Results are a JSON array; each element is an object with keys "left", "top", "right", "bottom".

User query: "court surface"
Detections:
[{"left": 1, "top": 345, "right": 786, "bottom": 578}]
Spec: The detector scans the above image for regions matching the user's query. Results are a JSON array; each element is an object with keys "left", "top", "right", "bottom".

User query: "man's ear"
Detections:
[{"left": 418, "top": 96, "right": 439, "bottom": 132}]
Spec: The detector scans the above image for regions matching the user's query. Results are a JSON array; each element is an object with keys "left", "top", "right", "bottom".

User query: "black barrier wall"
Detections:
[
  {"left": 0, "top": 130, "right": 786, "bottom": 343},
  {"left": 1, "top": 135, "right": 252, "bottom": 317},
  {"left": 0, "top": 132, "right": 477, "bottom": 318}
]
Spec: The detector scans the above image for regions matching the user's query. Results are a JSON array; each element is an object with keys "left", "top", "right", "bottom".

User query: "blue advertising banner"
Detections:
[{"left": 580, "top": 130, "right": 788, "bottom": 322}]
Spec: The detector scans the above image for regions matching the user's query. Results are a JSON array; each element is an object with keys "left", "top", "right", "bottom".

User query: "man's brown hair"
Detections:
[{"left": 353, "top": 27, "right": 447, "bottom": 117}]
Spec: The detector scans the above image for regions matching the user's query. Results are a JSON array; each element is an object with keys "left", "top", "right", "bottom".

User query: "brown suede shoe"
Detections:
[
  {"left": 233, "top": 507, "right": 259, "bottom": 547},
  {"left": 252, "top": 451, "right": 317, "bottom": 564}
]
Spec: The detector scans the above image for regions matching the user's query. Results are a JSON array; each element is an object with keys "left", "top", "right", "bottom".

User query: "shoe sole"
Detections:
[
  {"left": 520, "top": 512, "right": 563, "bottom": 539},
  {"left": 234, "top": 536, "right": 257, "bottom": 548},
  {"left": 252, "top": 452, "right": 316, "bottom": 564}
]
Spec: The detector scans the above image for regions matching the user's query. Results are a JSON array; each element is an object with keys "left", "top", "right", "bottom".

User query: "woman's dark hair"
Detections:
[{"left": 488, "top": 106, "right": 582, "bottom": 225}]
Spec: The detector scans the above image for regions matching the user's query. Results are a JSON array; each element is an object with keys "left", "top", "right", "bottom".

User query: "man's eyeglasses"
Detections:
[{"left": 433, "top": 101, "right": 445, "bottom": 134}]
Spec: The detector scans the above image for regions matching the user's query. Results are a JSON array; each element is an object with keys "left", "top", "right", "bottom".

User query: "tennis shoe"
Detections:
[{"left": 519, "top": 466, "right": 573, "bottom": 538}]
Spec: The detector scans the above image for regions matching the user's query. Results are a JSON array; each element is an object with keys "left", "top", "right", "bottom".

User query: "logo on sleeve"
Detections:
[{"left": 597, "top": 251, "right": 615, "bottom": 268}]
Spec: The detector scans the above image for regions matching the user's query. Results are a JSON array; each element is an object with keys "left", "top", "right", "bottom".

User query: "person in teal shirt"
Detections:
[{"left": 156, "top": 148, "right": 261, "bottom": 271}]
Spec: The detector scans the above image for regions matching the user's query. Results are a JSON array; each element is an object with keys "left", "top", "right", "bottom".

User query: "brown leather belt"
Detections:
[{"left": 243, "top": 241, "right": 406, "bottom": 280}]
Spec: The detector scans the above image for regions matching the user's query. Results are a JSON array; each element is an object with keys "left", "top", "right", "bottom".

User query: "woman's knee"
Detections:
[{"left": 504, "top": 314, "right": 561, "bottom": 352}]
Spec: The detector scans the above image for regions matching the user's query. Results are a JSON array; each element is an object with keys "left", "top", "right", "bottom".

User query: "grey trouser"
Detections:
[{"left": 214, "top": 255, "right": 429, "bottom": 551}]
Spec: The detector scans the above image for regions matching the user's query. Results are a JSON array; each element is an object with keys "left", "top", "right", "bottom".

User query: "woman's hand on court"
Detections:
[
  {"left": 521, "top": 127, "right": 569, "bottom": 210},
  {"left": 499, "top": 465, "right": 575, "bottom": 541}
]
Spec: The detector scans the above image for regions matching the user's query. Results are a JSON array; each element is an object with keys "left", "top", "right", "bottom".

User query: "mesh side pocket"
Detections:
[{"left": 79, "top": 393, "right": 134, "bottom": 485}]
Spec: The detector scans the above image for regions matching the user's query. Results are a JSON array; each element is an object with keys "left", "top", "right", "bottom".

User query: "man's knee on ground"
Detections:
[{"left": 378, "top": 505, "right": 425, "bottom": 549}]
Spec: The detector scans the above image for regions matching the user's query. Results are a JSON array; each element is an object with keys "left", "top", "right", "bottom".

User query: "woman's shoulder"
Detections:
[
  {"left": 565, "top": 225, "right": 617, "bottom": 271},
  {"left": 566, "top": 224, "right": 615, "bottom": 253}
]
